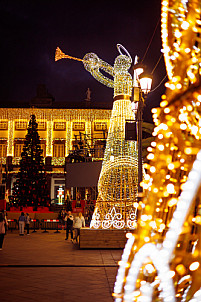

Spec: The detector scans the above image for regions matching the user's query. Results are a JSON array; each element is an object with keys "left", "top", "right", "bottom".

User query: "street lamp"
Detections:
[{"left": 133, "top": 63, "right": 153, "bottom": 199}]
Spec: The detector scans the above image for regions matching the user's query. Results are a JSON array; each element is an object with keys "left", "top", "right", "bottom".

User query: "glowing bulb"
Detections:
[
  {"left": 181, "top": 21, "right": 189, "bottom": 30},
  {"left": 189, "top": 262, "right": 200, "bottom": 271},
  {"left": 150, "top": 166, "right": 156, "bottom": 173},
  {"left": 167, "top": 183, "right": 175, "bottom": 194},
  {"left": 168, "top": 163, "right": 174, "bottom": 170}
]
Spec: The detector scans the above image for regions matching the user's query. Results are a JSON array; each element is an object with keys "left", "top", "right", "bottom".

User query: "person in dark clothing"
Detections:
[
  {"left": 25, "top": 213, "right": 31, "bottom": 235},
  {"left": 64, "top": 211, "right": 74, "bottom": 240},
  {"left": 0, "top": 212, "right": 8, "bottom": 249}
]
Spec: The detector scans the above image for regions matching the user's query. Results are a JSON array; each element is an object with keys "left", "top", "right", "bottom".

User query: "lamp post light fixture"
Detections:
[{"left": 133, "top": 62, "right": 153, "bottom": 199}]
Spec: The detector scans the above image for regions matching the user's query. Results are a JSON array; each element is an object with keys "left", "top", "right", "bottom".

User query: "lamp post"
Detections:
[{"left": 133, "top": 63, "right": 153, "bottom": 199}]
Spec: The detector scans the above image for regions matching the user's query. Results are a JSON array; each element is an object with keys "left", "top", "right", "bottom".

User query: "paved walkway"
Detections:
[{"left": 0, "top": 229, "right": 123, "bottom": 302}]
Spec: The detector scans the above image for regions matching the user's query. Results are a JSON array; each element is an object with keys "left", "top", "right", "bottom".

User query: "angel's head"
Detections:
[{"left": 114, "top": 55, "right": 132, "bottom": 74}]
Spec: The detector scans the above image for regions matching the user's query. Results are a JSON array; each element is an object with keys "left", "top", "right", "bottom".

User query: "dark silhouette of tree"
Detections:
[{"left": 12, "top": 115, "right": 50, "bottom": 208}]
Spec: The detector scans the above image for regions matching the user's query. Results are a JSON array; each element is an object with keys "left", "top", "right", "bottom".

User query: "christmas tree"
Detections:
[{"left": 12, "top": 114, "right": 50, "bottom": 208}]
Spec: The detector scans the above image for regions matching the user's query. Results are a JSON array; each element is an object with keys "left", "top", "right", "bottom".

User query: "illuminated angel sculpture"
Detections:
[
  {"left": 83, "top": 45, "right": 139, "bottom": 230},
  {"left": 55, "top": 44, "right": 139, "bottom": 229},
  {"left": 113, "top": 0, "right": 201, "bottom": 301}
]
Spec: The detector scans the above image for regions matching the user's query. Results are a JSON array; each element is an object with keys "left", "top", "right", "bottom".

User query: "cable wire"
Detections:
[
  {"left": 150, "top": 74, "right": 168, "bottom": 93},
  {"left": 142, "top": 18, "right": 160, "bottom": 63},
  {"left": 151, "top": 54, "right": 163, "bottom": 74}
]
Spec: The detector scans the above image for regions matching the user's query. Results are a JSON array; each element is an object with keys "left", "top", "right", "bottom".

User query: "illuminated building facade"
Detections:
[{"left": 0, "top": 100, "right": 111, "bottom": 202}]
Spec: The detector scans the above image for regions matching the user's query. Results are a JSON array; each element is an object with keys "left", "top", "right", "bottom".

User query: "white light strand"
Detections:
[
  {"left": 123, "top": 243, "right": 175, "bottom": 302},
  {"left": 163, "top": 150, "right": 201, "bottom": 261},
  {"left": 114, "top": 234, "right": 135, "bottom": 299}
]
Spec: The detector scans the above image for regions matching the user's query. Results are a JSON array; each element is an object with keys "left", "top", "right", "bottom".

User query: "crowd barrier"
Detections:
[
  {"left": 7, "top": 219, "right": 18, "bottom": 231},
  {"left": 30, "top": 219, "right": 40, "bottom": 232},
  {"left": 6, "top": 218, "right": 61, "bottom": 232},
  {"left": 41, "top": 219, "right": 61, "bottom": 233}
]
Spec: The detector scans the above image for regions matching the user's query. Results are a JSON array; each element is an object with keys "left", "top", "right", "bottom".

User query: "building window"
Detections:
[
  {"left": 0, "top": 121, "right": 8, "bottom": 130},
  {"left": 54, "top": 122, "right": 66, "bottom": 131},
  {"left": 40, "top": 143, "right": 46, "bottom": 157},
  {"left": 0, "top": 144, "right": 7, "bottom": 157},
  {"left": 94, "top": 141, "right": 106, "bottom": 158},
  {"left": 14, "top": 144, "right": 24, "bottom": 157},
  {"left": 94, "top": 122, "right": 107, "bottom": 131},
  {"left": 15, "top": 121, "right": 27, "bottom": 130},
  {"left": 38, "top": 121, "right": 46, "bottom": 130},
  {"left": 73, "top": 122, "right": 85, "bottom": 131},
  {"left": 53, "top": 144, "right": 65, "bottom": 157}
]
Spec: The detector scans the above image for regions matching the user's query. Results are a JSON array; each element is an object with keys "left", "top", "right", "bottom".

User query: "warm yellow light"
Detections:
[
  {"left": 180, "top": 123, "right": 187, "bottom": 130},
  {"left": 189, "top": 262, "right": 200, "bottom": 271},
  {"left": 164, "top": 107, "right": 170, "bottom": 114},
  {"left": 160, "top": 100, "right": 168, "bottom": 107},
  {"left": 150, "top": 166, "right": 156, "bottom": 173},
  {"left": 197, "top": 94, "right": 201, "bottom": 102},
  {"left": 174, "top": 30, "right": 182, "bottom": 38},
  {"left": 145, "top": 263, "right": 155, "bottom": 274},
  {"left": 158, "top": 144, "right": 165, "bottom": 151},
  {"left": 147, "top": 153, "right": 154, "bottom": 160},
  {"left": 168, "top": 163, "right": 174, "bottom": 170},
  {"left": 168, "top": 198, "right": 178, "bottom": 207},
  {"left": 181, "top": 21, "right": 189, "bottom": 30},
  {"left": 194, "top": 216, "right": 201, "bottom": 224},
  {"left": 126, "top": 232, "right": 133, "bottom": 239},
  {"left": 176, "top": 83, "right": 182, "bottom": 89},
  {"left": 151, "top": 141, "right": 156, "bottom": 147},
  {"left": 176, "top": 264, "right": 186, "bottom": 275},
  {"left": 168, "top": 271, "right": 175, "bottom": 278},
  {"left": 167, "top": 183, "right": 175, "bottom": 194},
  {"left": 185, "top": 48, "right": 191, "bottom": 54}
]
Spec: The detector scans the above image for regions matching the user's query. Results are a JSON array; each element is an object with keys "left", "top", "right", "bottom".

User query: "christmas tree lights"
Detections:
[
  {"left": 113, "top": 0, "right": 201, "bottom": 301},
  {"left": 12, "top": 115, "right": 50, "bottom": 207}
]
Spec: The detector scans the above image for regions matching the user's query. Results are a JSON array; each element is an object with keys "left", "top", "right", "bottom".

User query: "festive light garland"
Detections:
[
  {"left": 71, "top": 45, "right": 139, "bottom": 229},
  {"left": 114, "top": 0, "right": 201, "bottom": 300},
  {"left": 55, "top": 46, "right": 139, "bottom": 230},
  {"left": 0, "top": 108, "right": 111, "bottom": 162}
]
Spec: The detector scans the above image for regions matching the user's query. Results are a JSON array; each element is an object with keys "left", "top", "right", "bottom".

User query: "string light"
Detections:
[
  {"left": 114, "top": 0, "right": 201, "bottom": 300},
  {"left": 0, "top": 108, "right": 111, "bottom": 163}
]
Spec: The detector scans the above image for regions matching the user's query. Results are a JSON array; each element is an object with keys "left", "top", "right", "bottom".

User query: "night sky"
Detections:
[{"left": 0, "top": 0, "right": 167, "bottom": 122}]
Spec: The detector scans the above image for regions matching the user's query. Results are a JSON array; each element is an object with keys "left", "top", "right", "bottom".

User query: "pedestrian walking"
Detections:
[
  {"left": 0, "top": 212, "right": 8, "bottom": 250},
  {"left": 19, "top": 212, "right": 26, "bottom": 236},
  {"left": 73, "top": 212, "right": 85, "bottom": 243},
  {"left": 4, "top": 212, "right": 8, "bottom": 234},
  {"left": 25, "top": 213, "right": 31, "bottom": 235},
  {"left": 1, "top": 211, "right": 8, "bottom": 234},
  {"left": 64, "top": 211, "right": 74, "bottom": 241}
]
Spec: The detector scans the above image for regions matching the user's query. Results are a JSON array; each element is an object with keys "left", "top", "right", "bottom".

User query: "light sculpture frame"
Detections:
[
  {"left": 113, "top": 0, "right": 201, "bottom": 301},
  {"left": 55, "top": 44, "right": 150, "bottom": 229}
]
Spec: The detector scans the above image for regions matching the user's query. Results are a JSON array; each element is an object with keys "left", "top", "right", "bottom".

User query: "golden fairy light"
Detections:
[
  {"left": 0, "top": 108, "right": 111, "bottom": 164},
  {"left": 114, "top": 0, "right": 201, "bottom": 301},
  {"left": 55, "top": 44, "right": 139, "bottom": 229}
]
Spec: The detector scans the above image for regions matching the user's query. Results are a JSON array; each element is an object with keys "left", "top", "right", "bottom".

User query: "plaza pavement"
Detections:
[{"left": 0, "top": 229, "right": 123, "bottom": 302}]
